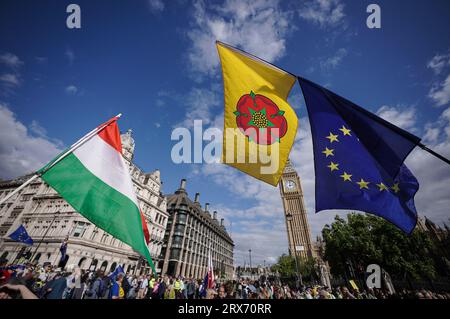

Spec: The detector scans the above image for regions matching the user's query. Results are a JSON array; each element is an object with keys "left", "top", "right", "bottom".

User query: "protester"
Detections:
[
  {"left": 110, "top": 273, "right": 125, "bottom": 299},
  {"left": 136, "top": 275, "right": 146, "bottom": 299},
  {"left": 1, "top": 262, "right": 449, "bottom": 300}
]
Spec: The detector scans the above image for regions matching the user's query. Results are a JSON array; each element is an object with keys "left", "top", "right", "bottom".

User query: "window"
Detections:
[
  {"left": 90, "top": 227, "right": 98, "bottom": 240},
  {"left": 72, "top": 222, "right": 88, "bottom": 238},
  {"left": 21, "top": 195, "right": 32, "bottom": 202},
  {"left": 174, "top": 224, "right": 185, "bottom": 234}
]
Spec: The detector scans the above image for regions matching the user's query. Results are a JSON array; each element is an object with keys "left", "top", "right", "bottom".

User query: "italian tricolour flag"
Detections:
[{"left": 38, "top": 116, "right": 154, "bottom": 273}]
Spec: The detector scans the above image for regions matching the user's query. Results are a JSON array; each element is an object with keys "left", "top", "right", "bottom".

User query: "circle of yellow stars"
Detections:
[{"left": 323, "top": 125, "right": 401, "bottom": 194}]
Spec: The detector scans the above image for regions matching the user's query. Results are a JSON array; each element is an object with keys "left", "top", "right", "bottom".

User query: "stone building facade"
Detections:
[
  {"left": 160, "top": 179, "right": 234, "bottom": 280},
  {"left": 0, "top": 130, "right": 168, "bottom": 275}
]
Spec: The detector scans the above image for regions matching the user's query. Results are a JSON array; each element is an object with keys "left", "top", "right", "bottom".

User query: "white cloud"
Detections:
[
  {"left": 405, "top": 109, "right": 450, "bottom": 224},
  {"left": 186, "top": 0, "right": 292, "bottom": 77},
  {"left": 30, "top": 120, "right": 48, "bottom": 138},
  {"left": 429, "top": 74, "right": 450, "bottom": 107},
  {"left": 174, "top": 87, "right": 220, "bottom": 128},
  {"left": 35, "top": 56, "right": 48, "bottom": 64},
  {"left": 288, "top": 93, "right": 303, "bottom": 109},
  {"left": 320, "top": 48, "right": 347, "bottom": 70},
  {"left": 0, "top": 52, "right": 23, "bottom": 69},
  {"left": 422, "top": 125, "right": 440, "bottom": 144},
  {"left": 154, "top": 122, "right": 161, "bottom": 128},
  {"left": 0, "top": 52, "right": 23, "bottom": 94},
  {"left": 65, "top": 48, "right": 75, "bottom": 65},
  {"left": 427, "top": 51, "right": 450, "bottom": 75},
  {"left": 0, "top": 73, "right": 21, "bottom": 88},
  {"left": 298, "top": 0, "right": 345, "bottom": 28},
  {"left": 148, "top": 0, "right": 165, "bottom": 13},
  {"left": 376, "top": 105, "right": 417, "bottom": 131},
  {"left": 65, "top": 85, "right": 78, "bottom": 95},
  {"left": 0, "top": 104, "right": 64, "bottom": 180}
]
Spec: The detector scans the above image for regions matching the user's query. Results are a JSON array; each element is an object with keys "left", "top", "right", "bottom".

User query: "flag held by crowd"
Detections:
[
  {"left": 7, "top": 224, "right": 34, "bottom": 245},
  {"left": 37, "top": 115, "right": 156, "bottom": 273},
  {"left": 216, "top": 41, "right": 298, "bottom": 186},
  {"left": 109, "top": 265, "right": 125, "bottom": 280},
  {"left": 199, "top": 246, "right": 215, "bottom": 297},
  {"left": 298, "top": 77, "right": 420, "bottom": 234},
  {"left": 4, "top": 206, "right": 34, "bottom": 246}
]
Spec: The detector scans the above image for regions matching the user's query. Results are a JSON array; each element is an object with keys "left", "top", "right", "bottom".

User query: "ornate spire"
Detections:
[
  {"left": 283, "top": 158, "right": 296, "bottom": 174},
  {"left": 120, "top": 129, "right": 135, "bottom": 160}
]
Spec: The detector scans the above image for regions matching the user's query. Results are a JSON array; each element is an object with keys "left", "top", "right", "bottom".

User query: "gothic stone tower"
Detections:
[{"left": 279, "top": 160, "right": 315, "bottom": 260}]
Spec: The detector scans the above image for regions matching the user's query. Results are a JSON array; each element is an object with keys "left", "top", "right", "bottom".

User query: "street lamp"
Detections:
[
  {"left": 286, "top": 212, "right": 303, "bottom": 288},
  {"left": 248, "top": 249, "right": 252, "bottom": 278}
]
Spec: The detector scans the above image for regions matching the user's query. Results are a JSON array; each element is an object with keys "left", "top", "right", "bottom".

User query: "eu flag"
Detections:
[
  {"left": 109, "top": 265, "right": 125, "bottom": 280},
  {"left": 9, "top": 224, "right": 34, "bottom": 245},
  {"left": 298, "top": 77, "right": 420, "bottom": 234}
]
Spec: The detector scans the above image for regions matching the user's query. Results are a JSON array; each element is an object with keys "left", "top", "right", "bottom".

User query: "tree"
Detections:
[
  {"left": 322, "top": 213, "right": 438, "bottom": 281},
  {"left": 270, "top": 254, "right": 319, "bottom": 284},
  {"left": 270, "top": 254, "right": 295, "bottom": 277}
]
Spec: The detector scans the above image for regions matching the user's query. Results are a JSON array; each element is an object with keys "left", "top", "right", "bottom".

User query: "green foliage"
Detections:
[
  {"left": 322, "top": 213, "right": 439, "bottom": 280},
  {"left": 270, "top": 254, "right": 318, "bottom": 281},
  {"left": 271, "top": 254, "right": 296, "bottom": 277}
]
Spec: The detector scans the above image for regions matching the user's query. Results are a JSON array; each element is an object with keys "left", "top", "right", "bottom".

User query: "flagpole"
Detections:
[
  {"left": 418, "top": 143, "right": 450, "bottom": 166},
  {"left": 30, "top": 211, "right": 59, "bottom": 263},
  {"left": 0, "top": 113, "right": 122, "bottom": 207}
]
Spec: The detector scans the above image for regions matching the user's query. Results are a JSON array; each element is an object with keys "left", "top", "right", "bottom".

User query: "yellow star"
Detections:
[
  {"left": 340, "top": 172, "right": 352, "bottom": 182},
  {"left": 322, "top": 147, "right": 334, "bottom": 157},
  {"left": 391, "top": 183, "right": 400, "bottom": 193},
  {"left": 356, "top": 178, "right": 370, "bottom": 189},
  {"left": 376, "top": 183, "right": 388, "bottom": 191},
  {"left": 326, "top": 132, "right": 339, "bottom": 143},
  {"left": 327, "top": 162, "right": 339, "bottom": 172},
  {"left": 339, "top": 125, "right": 352, "bottom": 136}
]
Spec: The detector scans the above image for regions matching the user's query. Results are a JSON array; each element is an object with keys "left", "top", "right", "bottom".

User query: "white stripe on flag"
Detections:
[{"left": 73, "top": 134, "right": 139, "bottom": 207}]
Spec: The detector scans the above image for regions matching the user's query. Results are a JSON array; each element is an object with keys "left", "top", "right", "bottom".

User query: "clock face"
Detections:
[{"left": 285, "top": 180, "right": 296, "bottom": 190}]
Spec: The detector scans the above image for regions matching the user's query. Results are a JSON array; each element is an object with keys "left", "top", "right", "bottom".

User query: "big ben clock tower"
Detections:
[{"left": 279, "top": 159, "right": 315, "bottom": 260}]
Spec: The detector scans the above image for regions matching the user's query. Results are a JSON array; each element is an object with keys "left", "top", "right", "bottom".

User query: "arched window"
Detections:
[
  {"left": 100, "top": 261, "right": 108, "bottom": 272},
  {"left": 110, "top": 262, "right": 117, "bottom": 272},
  {"left": 90, "top": 259, "right": 98, "bottom": 271},
  {"left": 78, "top": 257, "right": 87, "bottom": 268}
]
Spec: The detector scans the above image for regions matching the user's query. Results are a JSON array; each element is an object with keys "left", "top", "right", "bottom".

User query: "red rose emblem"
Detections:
[{"left": 234, "top": 91, "right": 288, "bottom": 145}]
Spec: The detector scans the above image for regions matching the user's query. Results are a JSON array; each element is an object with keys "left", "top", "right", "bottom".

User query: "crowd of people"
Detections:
[{"left": 1, "top": 262, "right": 449, "bottom": 300}]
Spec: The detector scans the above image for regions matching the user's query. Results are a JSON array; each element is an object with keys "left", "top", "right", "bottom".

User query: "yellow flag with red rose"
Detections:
[{"left": 216, "top": 41, "right": 298, "bottom": 186}]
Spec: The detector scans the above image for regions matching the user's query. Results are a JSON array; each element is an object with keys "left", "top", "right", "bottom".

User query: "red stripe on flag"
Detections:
[
  {"left": 97, "top": 120, "right": 123, "bottom": 154},
  {"left": 140, "top": 210, "right": 150, "bottom": 244}
]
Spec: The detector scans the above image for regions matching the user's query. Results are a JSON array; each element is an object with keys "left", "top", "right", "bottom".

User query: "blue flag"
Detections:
[
  {"left": 108, "top": 265, "right": 125, "bottom": 280},
  {"left": 298, "top": 77, "right": 420, "bottom": 234},
  {"left": 199, "top": 273, "right": 209, "bottom": 298},
  {"left": 8, "top": 224, "right": 33, "bottom": 245}
]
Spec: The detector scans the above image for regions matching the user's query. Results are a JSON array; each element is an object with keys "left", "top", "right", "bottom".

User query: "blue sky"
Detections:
[{"left": 1, "top": 0, "right": 450, "bottom": 266}]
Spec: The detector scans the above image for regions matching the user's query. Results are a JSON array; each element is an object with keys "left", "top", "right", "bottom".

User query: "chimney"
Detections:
[
  {"left": 213, "top": 211, "right": 217, "bottom": 220},
  {"left": 205, "top": 203, "right": 210, "bottom": 212},
  {"left": 220, "top": 218, "right": 224, "bottom": 226},
  {"left": 180, "top": 179, "right": 186, "bottom": 190},
  {"left": 194, "top": 192, "right": 200, "bottom": 203}
]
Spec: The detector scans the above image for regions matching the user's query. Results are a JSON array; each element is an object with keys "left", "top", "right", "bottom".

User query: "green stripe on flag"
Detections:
[{"left": 41, "top": 153, "right": 155, "bottom": 273}]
